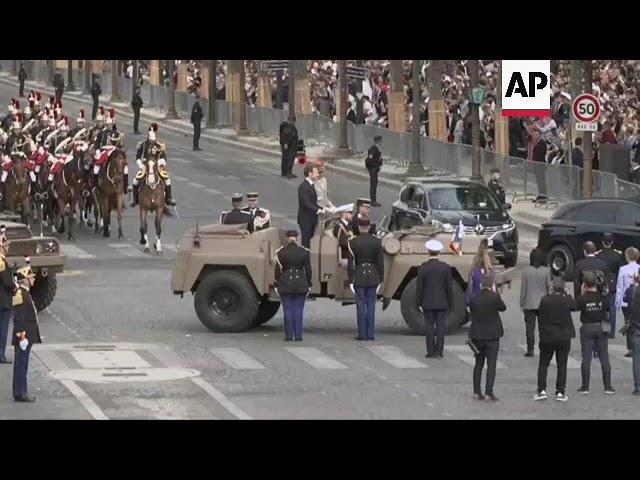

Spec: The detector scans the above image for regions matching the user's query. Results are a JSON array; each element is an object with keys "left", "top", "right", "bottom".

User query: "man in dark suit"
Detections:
[
  {"left": 275, "top": 230, "right": 312, "bottom": 341},
  {"left": 348, "top": 218, "right": 384, "bottom": 341},
  {"left": 571, "top": 137, "right": 584, "bottom": 168},
  {"left": 468, "top": 275, "right": 507, "bottom": 402},
  {"left": 0, "top": 233, "right": 15, "bottom": 364},
  {"left": 573, "top": 241, "right": 611, "bottom": 299},
  {"left": 52, "top": 70, "right": 65, "bottom": 104},
  {"left": 365, "top": 136, "right": 383, "bottom": 207},
  {"left": 279, "top": 117, "right": 298, "bottom": 178},
  {"left": 416, "top": 240, "right": 454, "bottom": 358},
  {"left": 346, "top": 101, "right": 357, "bottom": 124},
  {"left": 191, "top": 97, "right": 203, "bottom": 151},
  {"left": 297, "top": 163, "right": 324, "bottom": 248},
  {"left": 597, "top": 233, "right": 623, "bottom": 338}
]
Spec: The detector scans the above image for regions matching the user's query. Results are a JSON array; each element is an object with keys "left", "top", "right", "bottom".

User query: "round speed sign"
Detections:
[{"left": 572, "top": 93, "right": 601, "bottom": 123}]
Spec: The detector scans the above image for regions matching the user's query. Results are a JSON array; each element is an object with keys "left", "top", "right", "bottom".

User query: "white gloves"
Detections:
[
  {"left": 376, "top": 285, "right": 382, "bottom": 295},
  {"left": 19, "top": 338, "right": 28, "bottom": 351},
  {"left": 136, "top": 158, "right": 144, "bottom": 169},
  {"left": 275, "top": 288, "right": 279, "bottom": 296},
  {"left": 350, "top": 283, "right": 355, "bottom": 294}
]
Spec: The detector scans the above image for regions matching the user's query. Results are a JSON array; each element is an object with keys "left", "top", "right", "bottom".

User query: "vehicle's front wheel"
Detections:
[
  {"left": 400, "top": 277, "right": 465, "bottom": 335},
  {"left": 253, "top": 300, "right": 281, "bottom": 326},
  {"left": 194, "top": 271, "right": 259, "bottom": 333},
  {"left": 31, "top": 273, "right": 57, "bottom": 312},
  {"left": 548, "top": 245, "right": 574, "bottom": 280}
]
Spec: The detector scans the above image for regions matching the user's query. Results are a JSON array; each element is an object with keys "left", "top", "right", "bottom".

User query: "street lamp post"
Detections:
[
  {"left": 132, "top": 60, "right": 139, "bottom": 98},
  {"left": 406, "top": 59, "right": 426, "bottom": 177},
  {"left": 110, "top": 60, "right": 120, "bottom": 102},
  {"left": 287, "top": 60, "right": 296, "bottom": 121},
  {"left": 165, "top": 60, "right": 179, "bottom": 120},
  {"left": 470, "top": 59, "right": 483, "bottom": 182},
  {"left": 206, "top": 60, "right": 217, "bottom": 129},
  {"left": 83, "top": 60, "right": 91, "bottom": 94},
  {"left": 355, "top": 59, "right": 365, "bottom": 124},
  {"left": 67, "top": 60, "right": 75, "bottom": 92},
  {"left": 47, "top": 60, "right": 54, "bottom": 86},
  {"left": 338, "top": 60, "right": 349, "bottom": 151},
  {"left": 582, "top": 60, "right": 594, "bottom": 199},
  {"left": 237, "top": 60, "right": 249, "bottom": 134}
]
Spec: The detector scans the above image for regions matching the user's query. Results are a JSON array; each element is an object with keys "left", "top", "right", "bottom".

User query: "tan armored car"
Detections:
[
  {"left": 0, "top": 212, "right": 66, "bottom": 311},
  {"left": 170, "top": 214, "right": 512, "bottom": 335}
]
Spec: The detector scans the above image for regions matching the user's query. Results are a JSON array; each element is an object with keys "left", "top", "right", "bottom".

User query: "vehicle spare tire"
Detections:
[
  {"left": 253, "top": 300, "right": 281, "bottom": 326},
  {"left": 30, "top": 273, "right": 57, "bottom": 312},
  {"left": 194, "top": 270, "right": 259, "bottom": 333},
  {"left": 400, "top": 277, "right": 466, "bottom": 336}
]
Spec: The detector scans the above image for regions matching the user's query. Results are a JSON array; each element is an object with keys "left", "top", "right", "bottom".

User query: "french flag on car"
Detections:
[{"left": 448, "top": 220, "right": 464, "bottom": 255}]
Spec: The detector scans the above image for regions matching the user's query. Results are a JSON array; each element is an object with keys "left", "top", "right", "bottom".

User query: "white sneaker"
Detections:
[
  {"left": 533, "top": 391, "right": 547, "bottom": 401},
  {"left": 556, "top": 392, "right": 568, "bottom": 402}
]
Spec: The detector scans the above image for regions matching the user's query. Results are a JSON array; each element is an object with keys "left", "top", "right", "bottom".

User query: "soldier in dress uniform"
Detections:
[
  {"left": 350, "top": 198, "right": 372, "bottom": 236},
  {"left": 130, "top": 123, "right": 175, "bottom": 207},
  {"left": 0, "top": 231, "right": 15, "bottom": 364},
  {"left": 1, "top": 99, "right": 18, "bottom": 132},
  {"left": 242, "top": 192, "right": 271, "bottom": 233},
  {"left": 597, "top": 233, "right": 623, "bottom": 338},
  {"left": 274, "top": 229, "right": 311, "bottom": 341},
  {"left": 220, "top": 193, "right": 252, "bottom": 225},
  {"left": 332, "top": 204, "right": 354, "bottom": 263},
  {"left": 88, "top": 106, "right": 106, "bottom": 147},
  {"left": 70, "top": 110, "right": 87, "bottom": 141},
  {"left": 488, "top": 168, "right": 505, "bottom": 205},
  {"left": 365, "top": 135, "right": 383, "bottom": 207},
  {"left": 348, "top": 217, "right": 384, "bottom": 341},
  {"left": 11, "top": 257, "right": 41, "bottom": 402}
]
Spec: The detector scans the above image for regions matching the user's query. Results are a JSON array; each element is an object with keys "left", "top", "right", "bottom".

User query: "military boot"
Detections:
[
  {"left": 164, "top": 184, "right": 176, "bottom": 206},
  {"left": 123, "top": 173, "right": 129, "bottom": 194},
  {"left": 130, "top": 183, "right": 140, "bottom": 208}
]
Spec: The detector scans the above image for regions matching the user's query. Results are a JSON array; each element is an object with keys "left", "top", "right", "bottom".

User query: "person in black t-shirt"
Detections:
[{"left": 575, "top": 272, "right": 615, "bottom": 395}]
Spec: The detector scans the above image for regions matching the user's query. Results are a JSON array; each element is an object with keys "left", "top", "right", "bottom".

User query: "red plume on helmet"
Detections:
[
  {"left": 36, "top": 92, "right": 41, "bottom": 101},
  {"left": 64, "top": 116, "right": 69, "bottom": 125},
  {"left": 297, "top": 155, "right": 307, "bottom": 165},
  {"left": 16, "top": 113, "right": 23, "bottom": 123},
  {"left": 49, "top": 96, "right": 54, "bottom": 104},
  {"left": 80, "top": 109, "right": 85, "bottom": 119},
  {"left": 10, "top": 98, "right": 15, "bottom": 106},
  {"left": 14, "top": 101, "right": 20, "bottom": 110},
  {"left": 150, "top": 123, "right": 158, "bottom": 132},
  {"left": 29, "top": 100, "right": 35, "bottom": 108},
  {"left": 99, "top": 106, "right": 105, "bottom": 115},
  {"left": 109, "top": 108, "right": 115, "bottom": 119}
]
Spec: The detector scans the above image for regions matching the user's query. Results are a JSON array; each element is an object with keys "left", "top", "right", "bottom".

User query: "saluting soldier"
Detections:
[
  {"left": 350, "top": 198, "right": 372, "bottom": 236},
  {"left": 348, "top": 217, "right": 384, "bottom": 341},
  {"left": 242, "top": 192, "right": 271, "bottom": 233},
  {"left": 488, "top": 168, "right": 506, "bottom": 205},
  {"left": 0, "top": 230, "right": 15, "bottom": 364},
  {"left": 275, "top": 230, "right": 311, "bottom": 341},
  {"left": 332, "top": 204, "right": 354, "bottom": 263},
  {"left": 12, "top": 257, "right": 42, "bottom": 402},
  {"left": 221, "top": 193, "right": 252, "bottom": 225},
  {"left": 597, "top": 233, "right": 623, "bottom": 338}
]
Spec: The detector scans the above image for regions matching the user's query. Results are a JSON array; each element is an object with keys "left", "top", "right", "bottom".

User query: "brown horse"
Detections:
[
  {"left": 5, "top": 152, "right": 32, "bottom": 226},
  {"left": 75, "top": 146, "right": 100, "bottom": 234},
  {"left": 97, "top": 149, "right": 127, "bottom": 239},
  {"left": 138, "top": 157, "right": 168, "bottom": 255},
  {"left": 52, "top": 153, "right": 83, "bottom": 241}
]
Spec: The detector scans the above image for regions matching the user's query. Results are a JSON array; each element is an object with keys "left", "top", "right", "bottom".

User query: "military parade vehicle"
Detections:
[
  {"left": 0, "top": 211, "right": 65, "bottom": 311},
  {"left": 171, "top": 213, "right": 513, "bottom": 336}
]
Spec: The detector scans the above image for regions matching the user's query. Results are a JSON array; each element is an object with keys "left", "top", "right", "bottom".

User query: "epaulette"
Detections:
[
  {"left": 12, "top": 289, "right": 23, "bottom": 306},
  {"left": 157, "top": 142, "right": 166, "bottom": 152},
  {"left": 301, "top": 245, "right": 309, "bottom": 251},
  {"left": 615, "top": 249, "right": 622, "bottom": 254},
  {"left": 276, "top": 246, "right": 284, "bottom": 253}
]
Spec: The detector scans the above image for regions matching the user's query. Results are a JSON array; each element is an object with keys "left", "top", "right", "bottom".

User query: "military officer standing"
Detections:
[
  {"left": 365, "top": 135, "right": 383, "bottom": 207},
  {"left": 333, "top": 204, "right": 354, "bottom": 262},
  {"left": 18, "top": 63, "right": 27, "bottom": 98},
  {"left": 52, "top": 70, "right": 65, "bottom": 104},
  {"left": 221, "top": 193, "right": 252, "bottom": 225},
  {"left": 242, "top": 192, "right": 271, "bottom": 233},
  {"left": 91, "top": 77, "right": 102, "bottom": 120},
  {"left": 488, "top": 168, "right": 505, "bottom": 205},
  {"left": 12, "top": 257, "right": 41, "bottom": 402},
  {"left": 597, "top": 233, "right": 623, "bottom": 338},
  {"left": 0, "top": 230, "right": 15, "bottom": 364},
  {"left": 131, "top": 86, "right": 143, "bottom": 135},
  {"left": 348, "top": 217, "right": 384, "bottom": 341},
  {"left": 275, "top": 230, "right": 311, "bottom": 341},
  {"left": 191, "top": 97, "right": 203, "bottom": 151}
]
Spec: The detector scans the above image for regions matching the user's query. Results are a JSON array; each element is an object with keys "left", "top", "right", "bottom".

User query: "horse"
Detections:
[
  {"left": 75, "top": 146, "right": 100, "bottom": 234},
  {"left": 96, "top": 148, "right": 127, "bottom": 239},
  {"left": 138, "top": 156, "right": 171, "bottom": 255},
  {"left": 52, "top": 151, "right": 83, "bottom": 241},
  {"left": 4, "top": 152, "right": 33, "bottom": 226},
  {"left": 32, "top": 157, "right": 57, "bottom": 235}
]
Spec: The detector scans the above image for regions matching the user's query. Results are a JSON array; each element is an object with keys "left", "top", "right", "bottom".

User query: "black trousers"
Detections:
[
  {"left": 133, "top": 107, "right": 141, "bottom": 133},
  {"left": 580, "top": 326, "right": 612, "bottom": 390},
  {"left": 368, "top": 167, "right": 379, "bottom": 202},
  {"left": 533, "top": 162, "right": 547, "bottom": 198},
  {"left": 193, "top": 122, "right": 201, "bottom": 149},
  {"left": 524, "top": 309, "right": 539, "bottom": 353},
  {"left": 473, "top": 339, "right": 500, "bottom": 395},
  {"left": 537, "top": 340, "right": 570, "bottom": 394},
  {"left": 622, "top": 307, "right": 633, "bottom": 352},
  {"left": 298, "top": 220, "right": 316, "bottom": 249},
  {"left": 55, "top": 89, "right": 63, "bottom": 104},
  {"left": 423, "top": 309, "right": 447, "bottom": 356},
  {"left": 19, "top": 79, "right": 24, "bottom": 97},
  {"left": 92, "top": 96, "right": 99, "bottom": 120},
  {"left": 281, "top": 143, "right": 295, "bottom": 176}
]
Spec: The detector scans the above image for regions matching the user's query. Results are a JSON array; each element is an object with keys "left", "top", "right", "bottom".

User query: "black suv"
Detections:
[
  {"left": 380, "top": 179, "right": 518, "bottom": 267},
  {"left": 538, "top": 198, "right": 640, "bottom": 279}
]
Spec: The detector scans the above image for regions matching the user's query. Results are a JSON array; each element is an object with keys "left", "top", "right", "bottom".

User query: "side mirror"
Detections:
[
  {"left": 635, "top": 221, "right": 640, "bottom": 227},
  {"left": 503, "top": 202, "right": 512, "bottom": 210}
]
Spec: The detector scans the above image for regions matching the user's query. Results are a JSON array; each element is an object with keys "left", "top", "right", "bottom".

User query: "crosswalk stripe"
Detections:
[
  {"left": 367, "top": 345, "right": 427, "bottom": 369},
  {"left": 446, "top": 345, "right": 507, "bottom": 369},
  {"left": 187, "top": 182, "right": 206, "bottom": 189},
  {"left": 173, "top": 175, "right": 188, "bottom": 181},
  {"left": 211, "top": 348, "right": 266, "bottom": 370},
  {"left": 107, "top": 243, "right": 148, "bottom": 258},
  {"left": 171, "top": 157, "right": 189, "bottom": 164},
  {"left": 518, "top": 345, "right": 581, "bottom": 369},
  {"left": 226, "top": 175, "right": 240, "bottom": 181},
  {"left": 205, "top": 188, "right": 223, "bottom": 195},
  {"left": 285, "top": 347, "right": 348, "bottom": 370},
  {"left": 60, "top": 244, "right": 96, "bottom": 259}
]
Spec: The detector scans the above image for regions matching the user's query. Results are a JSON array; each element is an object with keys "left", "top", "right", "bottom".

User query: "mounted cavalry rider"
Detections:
[
  {"left": 70, "top": 110, "right": 87, "bottom": 141},
  {"left": 1, "top": 99, "right": 18, "bottom": 132},
  {"left": 92, "top": 119, "right": 128, "bottom": 192},
  {"left": 35, "top": 113, "right": 56, "bottom": 145},
  {"left": 242, "top": 192, "right": 271, "bottom": 233},
  {"left": 21, "top": 101, "right": 38, "bottom": 138},
  {"left": 0, "top": 114, "right": 37, "bottom": 200},
  {"left": 88, "top": 106, "right": 107, "bottom": 147},
  {"left": 130, "top": 123, "right": 175, "bottom": 207}
]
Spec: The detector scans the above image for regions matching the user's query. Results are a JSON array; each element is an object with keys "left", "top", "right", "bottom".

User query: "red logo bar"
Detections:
[{"left": 502, "top": 109, "right": 551, "bottom": 117}]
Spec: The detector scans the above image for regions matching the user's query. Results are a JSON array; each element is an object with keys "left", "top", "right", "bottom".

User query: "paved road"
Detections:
[{"left": 0, "top": 82, "right": 637, "bottom": 419}]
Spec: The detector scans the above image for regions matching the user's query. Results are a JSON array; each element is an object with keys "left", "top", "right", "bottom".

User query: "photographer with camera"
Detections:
[
  {"left": 468, "top": 275, "right": 506, "bottom": 402},
  {"left": 534, "top": 277, "right": 576, "bottom": 402},
  {"left": 622, "top": 272, "right": 640, "bottom": 395},
  {"left": 573, "top": 241, "right": 611, "bottom": 300},
  {"left": 575, "top": 271, "right": 615, "bottom": 395},
  {"left": 616, "top": 247, "right": 640, "bottom": 358}
]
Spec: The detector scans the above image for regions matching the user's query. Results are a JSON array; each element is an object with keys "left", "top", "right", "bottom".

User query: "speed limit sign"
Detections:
[{"left": 572, "top": 93, "right": 601, "bottom": 124}]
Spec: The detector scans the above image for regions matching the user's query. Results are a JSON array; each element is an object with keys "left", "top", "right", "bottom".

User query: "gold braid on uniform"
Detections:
[{"left": 12, "top": 289, "right": 23, "bottom": 307}]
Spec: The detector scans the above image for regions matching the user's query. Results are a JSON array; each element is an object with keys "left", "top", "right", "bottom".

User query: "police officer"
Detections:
[
  {"left": 488, "top": 168, "right": 505, "bottom": 205},
  {"left": 221, "top": 193, "right": 252, "bottom": 225},
  {"left": 52, "top": 70, "right": 65, "bottom": 104},
  {"left": 0, "top": 229, "right": 15, "bottom": 364},
  {"left": 348, "top": 217, "right": 384, "bottom": 341},
  {"left": 18, "top": 63, "right": 26, "bottom": 98},
  {"left": 365, "top": 135, "right": 383, "bottom": 207},
  {"left": 131, "top": 86, "right": 143, "bottom": 135},
  {"left": 597, "top": 233, "right": 623, "bottom": 338},
  {"left": 12, "top": 258, "right": 41, "bottom": 402},
  {"left": 275, "top": 230, "right": 311, "bottom": 341},
  {"left": 91, "top": 77, "right": 102, "bottom": 120},
  {"left": 333, "top": 205, "right": 354, "bottom": 262},
  {"left": 191, "top": 97, "right": 203, "bottom": 151},
  {"left": 242, "top": 192, "right": 270, "bottom": 233},
  {"left": 279, "top": 117, "right": 298, "bottom": 178}
]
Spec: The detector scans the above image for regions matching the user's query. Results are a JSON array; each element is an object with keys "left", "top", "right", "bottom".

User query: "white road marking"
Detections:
[
  {"left": 71, "top": 350, "right": 151, "bottom": 369},
  {"left": 59, "top": 379, "right": 110, "bottom": 420},
  {"left": 211, "top": 348, "right": 266, "bottom": 370},
  {"left": 518, "top": 345, "right": 580, "bottom": 369},
  {"left": 226, "top": 175, "right": 240, "bottom": 181},
  {"left": 367, "top": 345, "right": 428, "bottom": 369},
  {"left": 190, "top": 377, "right": 252, "bottom": 420},
  {"left": 108, "top": 243, "right": 148, "bottom": 258},
  {"left": 60, "top": 244, "right": 96, "bottom": 259},
  {"left": 270, "top": 211, "right": 286, "bottom": 219},
  {"left": 46, "top": 310, "right": 83, "bottom": 340},
  {"left": 446, "top": 345, "right": 507, "bottom": 369},
  {"left": 187, "top": 182, "right": 206, "bottom": 189},
  {"left": 173, "top": 175, "right": 188, "bottom": 181},
  {"left": 171, "top": 157, "right": 189, "bottom": 164},
  {"left": 205, "top": 187, "right": 223, "bottom": 195},
  {"left": 285, "top": 347, "right": 348, "bottom": 370}
]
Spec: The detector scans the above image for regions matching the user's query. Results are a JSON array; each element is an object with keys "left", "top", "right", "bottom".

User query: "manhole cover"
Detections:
[{"left": 50, "top": 368, "right": 201, "bottom": 383}]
